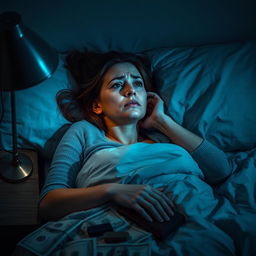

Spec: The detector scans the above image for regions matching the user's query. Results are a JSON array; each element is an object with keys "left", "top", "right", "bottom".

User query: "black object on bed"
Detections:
[{"left": 117, "top": 207, "right": 185, "bottom": 240}]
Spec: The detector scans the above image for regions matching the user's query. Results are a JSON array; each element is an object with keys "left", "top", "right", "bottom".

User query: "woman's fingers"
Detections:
[
  {"left": 154, "top": 189, "right": 176, "bottom": 210},
  {"left": 147, "top": 189, "right": 175, "bottom": 217},
  {"left": 137, "top": 195, "right": 166, "bottom": 222},
  {"left": 133, "top": 202, "right": 153, "bottom": 222},
  {"left": 142, "top": 187, "right": 174, "bottom": 221},
  {"left": 129, "top": 186, "right": 174, "bottom": 222},
  {"left": 147, "top": 92, "right": 163, "bottom": 105},
  {"left": 112, "top": 184, "right": 175, "bottom": 222}
]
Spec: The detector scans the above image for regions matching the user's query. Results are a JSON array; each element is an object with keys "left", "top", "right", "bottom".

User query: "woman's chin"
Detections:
[
  {"left": 127, "top": 111, "right": 145, "bottom": 120},
  {"left": 116, "top": 113, "right": 144, "bottom": 125}
]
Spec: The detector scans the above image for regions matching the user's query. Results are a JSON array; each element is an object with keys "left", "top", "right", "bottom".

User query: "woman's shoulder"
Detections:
[
  {"left": 70, "top": 120, "right": 100, "bottom": 131},
  {"left": 65, "top": 120, "right": 103, "bottom": 138}
]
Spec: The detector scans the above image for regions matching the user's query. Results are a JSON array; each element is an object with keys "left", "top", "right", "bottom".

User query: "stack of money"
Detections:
[
  {"left": 18, "top": 206, "right": 152, "bottom": 256},
  {"left": 97, "top": 242, "right": 151, "bottom": 256},
  {"left": 18, "top": 218, "right": 83, "bottom": 255},
  {"left": 59, "top": 238, "right": 97, "bottom": 256},
  {"left": 57, "top": 239, "right": 151, "bottom": 256},
  {"left": 80, "top": 207, "right": 130, "bottom": 236}
]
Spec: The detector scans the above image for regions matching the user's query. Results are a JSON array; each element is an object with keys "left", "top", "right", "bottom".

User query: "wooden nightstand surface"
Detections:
[{"left": 0, "top": 149, "right": 40, "bottom": 226}]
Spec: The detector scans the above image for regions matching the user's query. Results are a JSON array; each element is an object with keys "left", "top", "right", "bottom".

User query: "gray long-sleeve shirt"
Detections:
[{"left": 39, "top": 120, "right": 231, "bottom": 202}]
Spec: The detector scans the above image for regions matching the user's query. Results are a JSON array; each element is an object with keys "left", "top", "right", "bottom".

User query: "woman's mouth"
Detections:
[{"left": 124, "top": 100, "right": 141, "bottom": 108}]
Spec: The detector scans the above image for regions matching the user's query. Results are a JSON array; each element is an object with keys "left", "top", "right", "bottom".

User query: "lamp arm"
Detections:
[
  {"left": 0, "top": 90, "right": 33, "bottom": 182},
  {"left": 10, "top": 90, "right": 19, "bottom": 166}
]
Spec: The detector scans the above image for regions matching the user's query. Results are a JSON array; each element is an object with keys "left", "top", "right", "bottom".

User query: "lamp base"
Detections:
[{"left": 0, "top": 152, "right": 33, "bottom": 183}]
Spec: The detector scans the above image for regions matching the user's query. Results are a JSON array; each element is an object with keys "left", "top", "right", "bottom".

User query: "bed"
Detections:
[{"left": 1, "top": 1, "right": 256, "bottom": 256}]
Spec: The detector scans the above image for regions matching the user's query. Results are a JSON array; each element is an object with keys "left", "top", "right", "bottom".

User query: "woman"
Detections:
[{"left": 39, "top": 51, "right": 231, "bottom": 223}]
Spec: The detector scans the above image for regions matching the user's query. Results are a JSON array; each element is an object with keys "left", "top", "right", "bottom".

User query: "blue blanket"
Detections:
[
  {"left": 76, "top": 142, "right": 204, "bottom": 188},
  {"left": 16, "top": 145, "right": 256, "bottom": 256}
]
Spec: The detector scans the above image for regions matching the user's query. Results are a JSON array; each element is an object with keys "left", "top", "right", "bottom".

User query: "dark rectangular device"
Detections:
[
  {"left": 117, "top": 207, "right": 185, "bottom": 240},
  {"left": 87, "top": 223, "right": 113, "bottom": 237},
  {"left": 102, "top": 231, "right": 130, "bottom": 243}
]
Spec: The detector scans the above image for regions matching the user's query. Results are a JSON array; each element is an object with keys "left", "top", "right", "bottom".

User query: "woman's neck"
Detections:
[{"left": 106, "top": 124, "right": 138, "bottom": 144}]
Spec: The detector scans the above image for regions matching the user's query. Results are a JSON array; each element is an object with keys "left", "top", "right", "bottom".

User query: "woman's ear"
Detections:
[{"left": 92, "top": 102, "right": 103, "bottom": 115}]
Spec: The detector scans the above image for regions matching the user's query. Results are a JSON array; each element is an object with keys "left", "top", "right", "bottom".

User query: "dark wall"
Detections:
[{"left": 1, "top": 0, "right": 256, "bottom": 52}]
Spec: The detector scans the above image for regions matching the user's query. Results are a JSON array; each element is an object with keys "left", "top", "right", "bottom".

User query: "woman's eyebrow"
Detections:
[
  {"left": 131, "top": 74, "right": 142, "bottom": 79},
  {"left": 107, "top": 74, "right": 142, "bottom": 85},
  {"left": 108, "top": 76, "right": 125, "bottom": 83}
]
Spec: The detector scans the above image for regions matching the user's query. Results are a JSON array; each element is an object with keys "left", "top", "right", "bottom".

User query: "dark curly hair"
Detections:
[{"left": 56, "top": 50, "right": 153, "bottom": 131}]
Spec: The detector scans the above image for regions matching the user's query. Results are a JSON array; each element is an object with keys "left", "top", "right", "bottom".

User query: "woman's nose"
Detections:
[{"left": 124, "top": 84, "right": 136, "bottom": 97}]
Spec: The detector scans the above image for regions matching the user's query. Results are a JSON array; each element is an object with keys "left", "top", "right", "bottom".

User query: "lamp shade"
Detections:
[{"left": 0, "top": 11, "right": 58, "bottom": 91}]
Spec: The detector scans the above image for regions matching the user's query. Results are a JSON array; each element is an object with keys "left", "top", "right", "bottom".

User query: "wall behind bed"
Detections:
[{"left": 1, "top": 0, "right": 256, "bottom": 52}]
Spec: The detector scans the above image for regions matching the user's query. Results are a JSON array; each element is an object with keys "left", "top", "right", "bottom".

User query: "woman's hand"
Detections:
[
  {"left": 139, "top": 92, "right": 203, "bottom": 152},
  {"left": 139, "top": 92, "right": 168, "bottom": 130},
  {"left": 106, "top": 183, "right": 175, "bottom": 222}
]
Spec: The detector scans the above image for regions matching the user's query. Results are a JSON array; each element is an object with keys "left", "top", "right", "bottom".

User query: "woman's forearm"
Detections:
[
  {"left": 39, "top": 184, "right": 112, "bottom": 221},
  {"left": 39, "top": 183, "right": 175, "bottom": 223},
  {"left": 154, "top": 115, "right": 231, "bottom": 184},
  {"left": 154, "top": 115, "right": 203, "bottom": 152}
]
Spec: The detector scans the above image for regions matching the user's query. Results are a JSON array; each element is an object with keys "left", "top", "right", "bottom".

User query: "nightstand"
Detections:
[{"left": 0, "top": 149, "right": 41, "bottom": 255}]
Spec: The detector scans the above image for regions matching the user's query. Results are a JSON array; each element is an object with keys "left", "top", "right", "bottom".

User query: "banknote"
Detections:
[
  {"left": 61, "top": 238, "right": 97, "bottom": 256},
  {"left": 126, "top": 225, "right": 152, "bottom": 243},
  {"left": 18, "top": 219, "right": 82, "bottom": 256},
  {"left": 80, "top": 207, "right": 129, "bottom": 237},
  {"left": 97, "top": 242, "right": 151, "bottom": 256},
  {"left": 45, "top": 219, "right": 82, "bottom": 233},
  {"left": 18, "top": 206, "right": 131, "bottom": 255}
]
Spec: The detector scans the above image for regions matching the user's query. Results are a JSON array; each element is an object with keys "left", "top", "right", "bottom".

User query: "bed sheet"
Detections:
[{"left": 15, "top": 147, "right": 256, "bottom": 256}]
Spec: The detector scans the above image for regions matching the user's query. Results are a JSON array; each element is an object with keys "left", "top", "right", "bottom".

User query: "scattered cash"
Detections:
[
  {"left": 80, "top": 207, "right": 129, "bottom": 235},
  {"left": 18, "top": 218, "right": 82, "bottom": 256},
  {"left": 61, "top": 238, "right": 97, "bottom": 256},
  {"left": 126, "top": 225, "right": 152, "bottom": 243},
  {"left": 97, "top": 242, "right": 151, "bottom": 256},
  {"left": 18, "top": 206, "right": 152, "bottom": 256}
]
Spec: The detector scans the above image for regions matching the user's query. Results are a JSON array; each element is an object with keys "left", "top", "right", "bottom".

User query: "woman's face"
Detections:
[{"left": 93, "top": 62, "right": 147, "bottom": 126}]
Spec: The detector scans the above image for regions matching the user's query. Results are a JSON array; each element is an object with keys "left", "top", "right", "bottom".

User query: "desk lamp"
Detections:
[{"left": 0, "top": 11, "right": 58, "bottom": 182}]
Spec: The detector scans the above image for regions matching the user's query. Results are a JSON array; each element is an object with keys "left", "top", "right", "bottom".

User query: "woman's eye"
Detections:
[
  {"left": 111, "top": 83, "right": 123, "bottom": 89},
  {"left": 135, "top": 81, "right": 144, "bottom": 87}
]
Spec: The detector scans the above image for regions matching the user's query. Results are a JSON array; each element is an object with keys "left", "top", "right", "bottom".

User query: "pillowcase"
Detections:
[
  {"left": 145, "top": 40, "right": 256, "bottom": 151},
  {"left": 0, "top": 55, "right": 71, "bottom": 158}
]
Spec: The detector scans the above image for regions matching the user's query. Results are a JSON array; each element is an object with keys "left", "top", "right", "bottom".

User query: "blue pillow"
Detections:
[
  {"left": 146, "top": 40, "right": 256, "bottom": 151},
  {"left": 1, "top": 41, "right": 255, "bottom": 158},
  {"left": 0, "top": 55, "right": 71, "bottom": 156}
]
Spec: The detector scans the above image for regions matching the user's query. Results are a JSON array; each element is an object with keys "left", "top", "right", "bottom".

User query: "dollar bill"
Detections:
[
  {"left": 125, "top": 225, "right": 152, "bottom": 243},
  {"left": 61, "top": 238, "right": 96, "bottom": 256},
  {"left": 45, "top": 219, "right": 81, "bottom": 233},
  {"left": 80, "top": 207, "right": 129, "bottom": 236},
  {"left": 18, "top": 219, "right": 82, "bottom": 256},
  {"left": 18, "top": 206, "right": 130, "bottom": 256},
  {"left": 97, "top": 242, "right": 151, "bottom": 256}
]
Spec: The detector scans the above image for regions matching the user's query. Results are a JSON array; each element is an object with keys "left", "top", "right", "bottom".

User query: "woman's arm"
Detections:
[
  {"left": 141, "top": 92, "right": 232, "bottom": 184},
  {"left": 153, "top": 114, "right": 203, "bottom": 153},
  {"left": 39, "top": 121, "right": 174, "bottom": 222},
  {"left": 39, "top": 185, "right": 111, "bottom": 221},
  {"left": 141, "top": 92, "right": 203, "bottom": 152},
  {"left": 39, "top": 183, "right": 174, "bottom": 222},
  {"left": 39, "top": 121, "right": 107, "bottom": 221}
]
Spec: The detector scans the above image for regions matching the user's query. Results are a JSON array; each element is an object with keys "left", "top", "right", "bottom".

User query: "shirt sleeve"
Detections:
[
  {"left": 39, "top": 122, "right": 86, "bottom": 202},
  {"left": 191, "top": 139, "right": 232, "bottom": 185}
]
